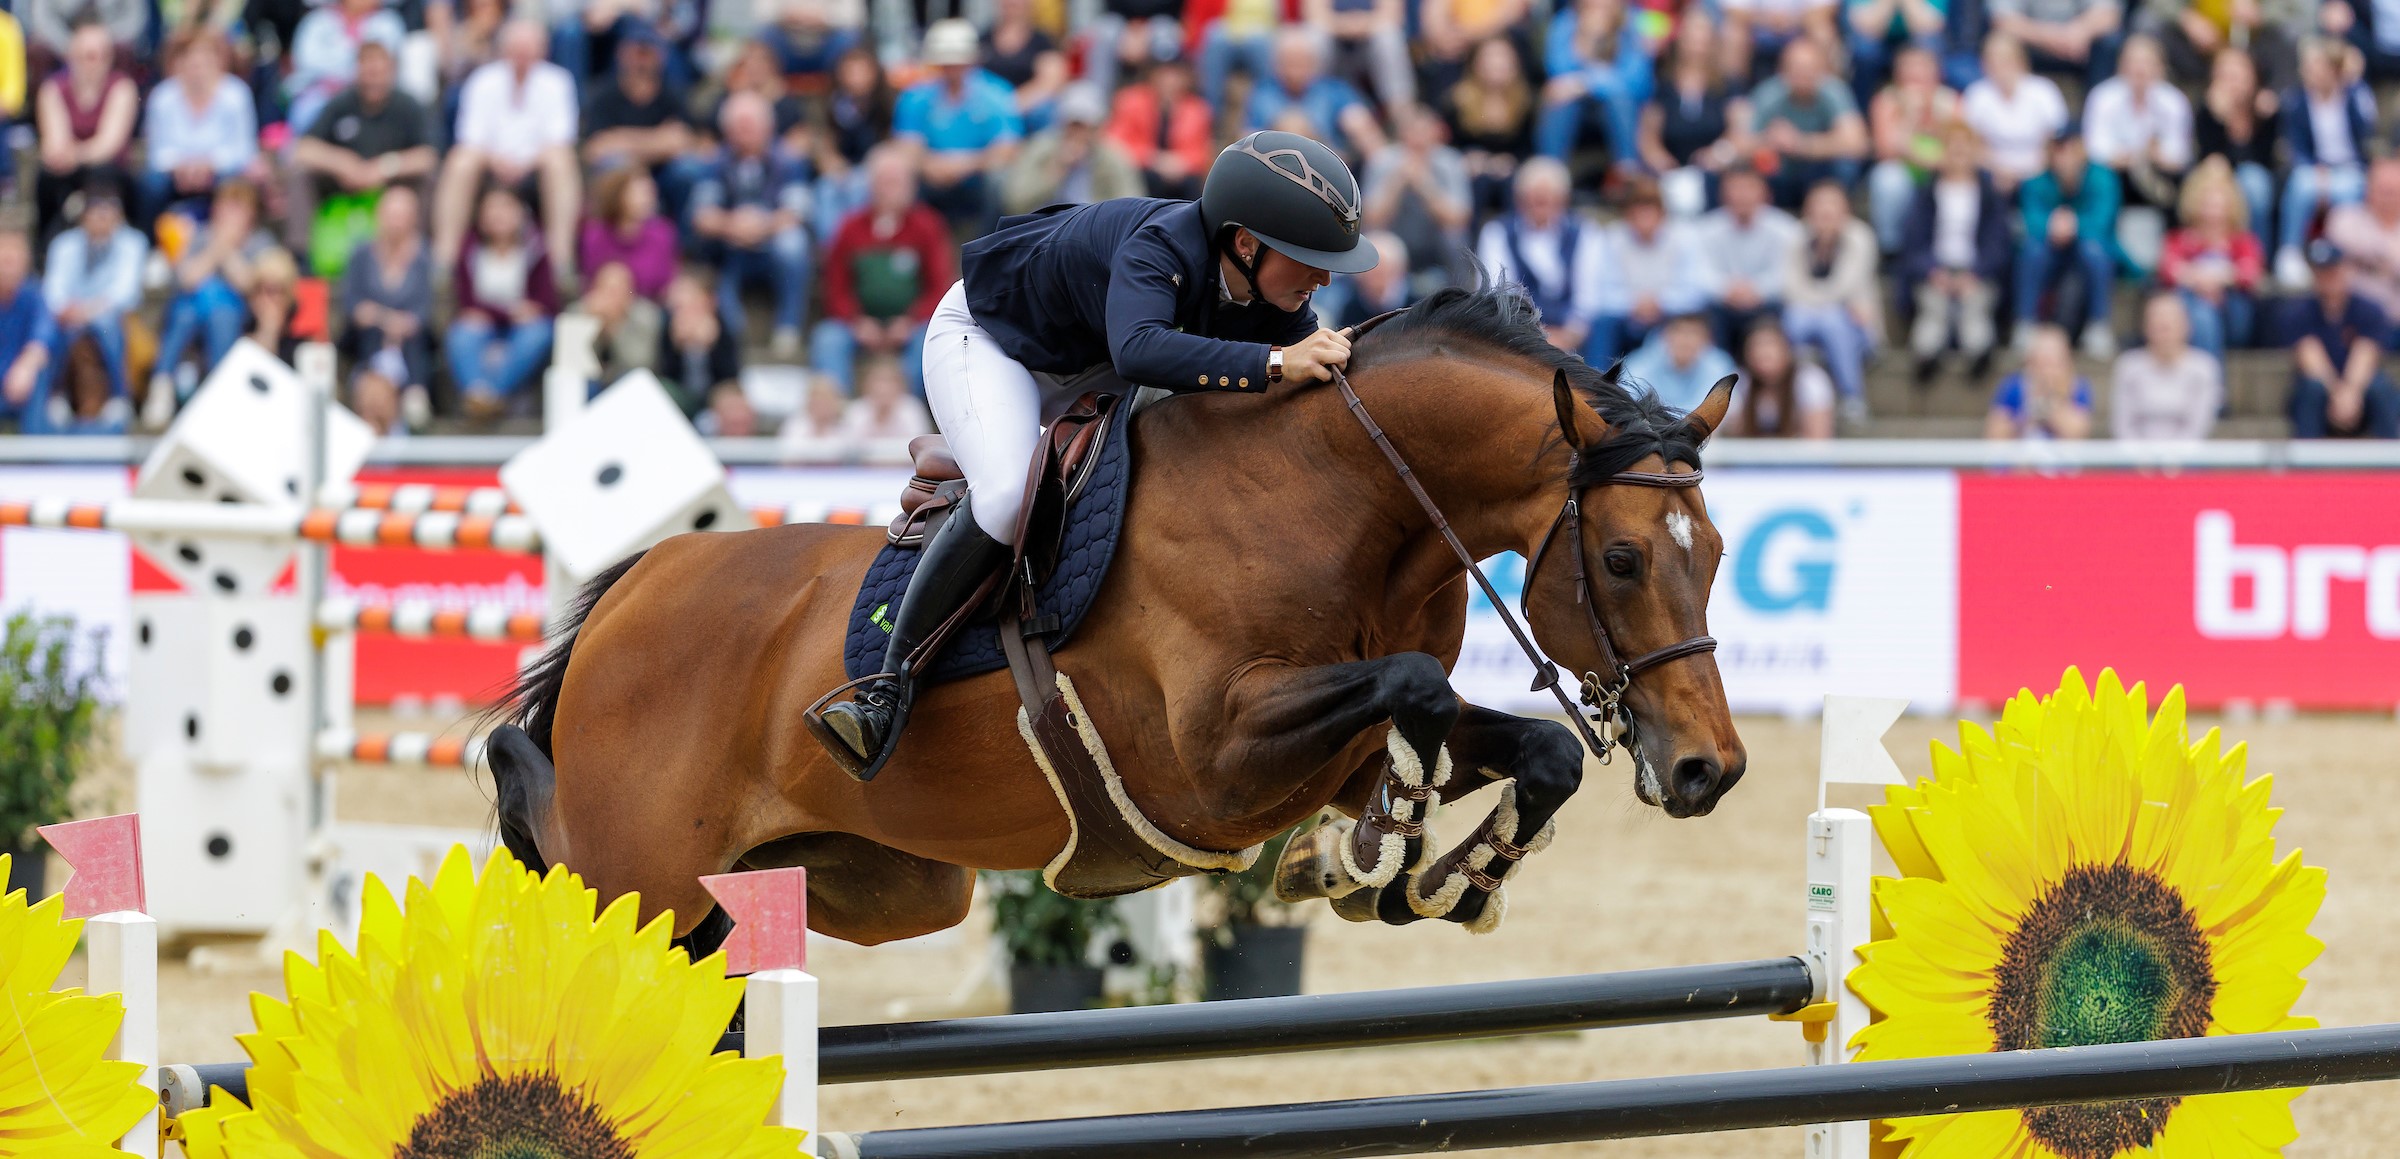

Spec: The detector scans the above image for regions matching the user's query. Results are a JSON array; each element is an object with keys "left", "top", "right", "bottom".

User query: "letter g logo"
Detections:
[{"left": 1736, "top": 509, "right": 1838, "bottom": 613}]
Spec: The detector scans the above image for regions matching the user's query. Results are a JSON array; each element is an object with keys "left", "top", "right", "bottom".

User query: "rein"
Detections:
[{"left": 1329, "top": 311, "right": 1717, "bottom": 765}]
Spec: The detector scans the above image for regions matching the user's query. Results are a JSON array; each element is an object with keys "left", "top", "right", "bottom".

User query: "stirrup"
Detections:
[{"left": 804, "top": 674, "right": 918, "bottom": 782}]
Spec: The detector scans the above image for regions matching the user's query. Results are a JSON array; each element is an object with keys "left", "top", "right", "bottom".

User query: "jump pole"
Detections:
[
  {"left": 813, "top": 958, "right": 1814, "bottom": 1083},
  {"left": 819, "top": 1022, "right": 2400, "bottom": 1159},
  {"left": 163, "top": 956, "right": 1814, "bottom": 1111}
]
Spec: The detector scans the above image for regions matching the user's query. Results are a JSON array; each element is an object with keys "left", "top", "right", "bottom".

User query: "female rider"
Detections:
[{"left": 819, "top": 130, "right": 1380, "bottom": 778}]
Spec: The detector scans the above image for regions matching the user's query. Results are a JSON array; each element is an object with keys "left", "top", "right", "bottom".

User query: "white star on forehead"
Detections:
[{"left": 1665, "top": 510, "right": 1694, "bottom": 552}]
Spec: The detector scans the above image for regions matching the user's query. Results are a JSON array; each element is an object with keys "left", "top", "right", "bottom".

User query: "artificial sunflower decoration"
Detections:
[
  {"left": 1851, "top": 668, "right": 2325, "bottom": 1159},
  {"left": 175, "top": 846, "right": 806, "bottom": 1159},
  {"left": 0, "top": 852, "right": 155, "bottom": 1156}
]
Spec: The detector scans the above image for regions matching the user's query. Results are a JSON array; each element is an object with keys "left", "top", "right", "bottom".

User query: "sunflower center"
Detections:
[
  {"left": 1987, "top": 863, "right": 2216, "bottom": 1159},
  {"left": 397, "top": 1073, "right": 634, "bottom": 1159}
]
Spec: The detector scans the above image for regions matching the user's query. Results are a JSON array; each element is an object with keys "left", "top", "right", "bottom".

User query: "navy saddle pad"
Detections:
[{"left": 842, "top": 402, "right": 1135, "bottom": 684}]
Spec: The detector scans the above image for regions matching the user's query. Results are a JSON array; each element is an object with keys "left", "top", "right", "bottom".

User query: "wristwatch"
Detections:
[{"left": 1266, "top": 347, "right": 1284, "bottom": 385}]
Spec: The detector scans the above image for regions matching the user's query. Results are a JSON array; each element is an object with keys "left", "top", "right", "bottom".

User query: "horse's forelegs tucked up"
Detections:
[
  {"left": 1242, "top": 653, "right": 1461, "bottom": 908},
  {"left": 1286, "top": 704, "right": 1583, "bottom": 931},
  {"left": 1389, "top": 705, "right": 1584, "bottom": 933}
]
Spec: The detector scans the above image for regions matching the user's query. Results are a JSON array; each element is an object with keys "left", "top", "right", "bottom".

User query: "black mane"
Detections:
[{"left": 1351, "top": 284, "right": 1705, "bottom": 482}]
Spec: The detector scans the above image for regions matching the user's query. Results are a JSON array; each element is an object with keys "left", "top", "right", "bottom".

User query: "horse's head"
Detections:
[{"left": 1529, "top": 367, "right": 1746, "bottom": 818}]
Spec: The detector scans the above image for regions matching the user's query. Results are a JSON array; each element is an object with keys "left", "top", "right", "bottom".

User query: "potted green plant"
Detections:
[
  {"left": 0, "top": 613, "right": 104, "bottom": 900},
  {"left": 984, "top": 871, "right": 1120, "bottom": 1013},
  {"left": 1196, "top": 825, "right": 1308, "bottom": 1001}
]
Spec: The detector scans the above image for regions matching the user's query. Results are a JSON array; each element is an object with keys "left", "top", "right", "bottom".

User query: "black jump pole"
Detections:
[
  {"left": 166, "top": 957, "right": 1815, "bottom": 1108},
  {"left": 818, "top": 956, "right": 1814, "bottom": 1083},
  {"left": 834, "top": 1022, "right": 2400, "bottom": 1159}
]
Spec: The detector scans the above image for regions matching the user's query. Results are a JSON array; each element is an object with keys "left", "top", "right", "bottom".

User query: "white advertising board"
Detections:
[{"left": 1449, "top": 470, "right": 1960, "bottom": 716}]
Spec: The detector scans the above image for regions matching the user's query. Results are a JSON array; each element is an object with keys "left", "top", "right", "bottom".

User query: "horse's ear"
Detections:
[
  {"left": 1683, "top": 375, "right": 1738, "bottom": 440},
  {"left": 1553, "top": 368, "right": 1605, "bottom": 450}
]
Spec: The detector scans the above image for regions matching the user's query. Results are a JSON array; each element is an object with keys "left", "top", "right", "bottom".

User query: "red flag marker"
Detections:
[
  {"left": 37, "top": 813, "right": 145, "bottom": 918},
  {"left": 699, "top": 867, "right": 808, "bottom": 975}
]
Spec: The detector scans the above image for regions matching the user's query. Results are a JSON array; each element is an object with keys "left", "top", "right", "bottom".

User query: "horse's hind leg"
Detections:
[{"left": 742, "top": 832, "right": 975, "bottom": 946}]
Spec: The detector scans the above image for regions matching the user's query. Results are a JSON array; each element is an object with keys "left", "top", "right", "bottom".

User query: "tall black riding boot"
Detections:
[{"left": 820, "top": 495, "right": 1010, "bottom": 779}]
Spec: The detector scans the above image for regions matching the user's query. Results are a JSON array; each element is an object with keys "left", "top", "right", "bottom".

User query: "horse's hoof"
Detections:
[
  {"left": 1403, "top": 784, "right": 1553, "bottom": 932},
  {"left": 1274, "top": 816, "right": 1367, "bottom": 902},
  {"left": 1327, "top": 883, "right": 1386, "bottom": 923}
]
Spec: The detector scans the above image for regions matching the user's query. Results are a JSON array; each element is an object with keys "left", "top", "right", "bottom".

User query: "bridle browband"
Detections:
[{"left": 1331, "top": 308, "right": 1718, "bottom": 765}]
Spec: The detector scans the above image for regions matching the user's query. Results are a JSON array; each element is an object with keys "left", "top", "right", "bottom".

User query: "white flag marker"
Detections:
[{"left": 1819, "top": 694, "right": 1911, "bottom": 811}]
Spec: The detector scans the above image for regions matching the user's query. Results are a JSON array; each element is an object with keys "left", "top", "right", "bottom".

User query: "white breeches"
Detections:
[{"left": 923, "top": 280, "right": 1109, "bottom": 544}]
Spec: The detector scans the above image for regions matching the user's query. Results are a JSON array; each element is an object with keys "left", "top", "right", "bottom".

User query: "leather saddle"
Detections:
[{"left": 888, "top": 392, "right": 1119, "bottom": 588}]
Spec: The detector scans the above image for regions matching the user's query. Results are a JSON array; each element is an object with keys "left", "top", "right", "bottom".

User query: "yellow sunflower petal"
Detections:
[
  {"left": 1898, "top": 1108, "right": 2032, "bottom": 1159},
  {"left": 1872, "top": 876, "right": 2007, "bottom": 973},
  {"left": 2157, "top": 1088, "right": 2303, "bottom": 1155},
  {"left": 1850, "top": 1009, "right": 1995, "bottom": 1059}
]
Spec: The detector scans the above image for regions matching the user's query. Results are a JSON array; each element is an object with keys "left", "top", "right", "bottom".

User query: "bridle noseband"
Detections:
[{"left": 1331, "top": 308, "right": 1718, "bottom": 765}]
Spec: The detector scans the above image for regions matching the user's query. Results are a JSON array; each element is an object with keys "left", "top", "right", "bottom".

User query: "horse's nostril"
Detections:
[{"left": 1671, "top": 757, "right": 1721, "bottom": 804}]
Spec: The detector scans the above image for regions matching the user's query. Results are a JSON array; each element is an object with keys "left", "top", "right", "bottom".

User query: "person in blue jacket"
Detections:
[{"left": 818, "top": 129, "right": 1379, "bottom": 778}]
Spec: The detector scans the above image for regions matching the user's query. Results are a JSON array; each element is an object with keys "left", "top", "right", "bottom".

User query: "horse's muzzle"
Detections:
[{"left": 1631, "top": 730, "right": 1744, "bottom": 818}]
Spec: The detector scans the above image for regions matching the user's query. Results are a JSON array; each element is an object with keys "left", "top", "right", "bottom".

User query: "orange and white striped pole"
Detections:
[
  {"left": 0, "top": 499, "right": 545, "bottom": 553},
  {"left": 296, "top": 508, "right": 544, "bottom": 552},
  {"left": 317, "top": 481, "right": 519, "bottom": 517},
  {"left": 314, "top": 729, "right": 489, "bottom": 769},
  {"left": 315, "top": 597, "right": 550, "bottom": 644}
]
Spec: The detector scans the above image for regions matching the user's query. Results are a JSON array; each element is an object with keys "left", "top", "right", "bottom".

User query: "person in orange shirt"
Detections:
[{"left": 1106, "top": 58, "right": 1215, "bottom": 200}]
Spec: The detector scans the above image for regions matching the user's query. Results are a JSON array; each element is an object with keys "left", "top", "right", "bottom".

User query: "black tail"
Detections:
[{"left": 482, "top": 551, "right": 650, "bottom": 874}]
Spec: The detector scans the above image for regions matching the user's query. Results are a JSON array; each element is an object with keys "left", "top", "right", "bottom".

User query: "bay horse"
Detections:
[{"left": 487, "top": 286, "right": 1747, "bottom": 946}]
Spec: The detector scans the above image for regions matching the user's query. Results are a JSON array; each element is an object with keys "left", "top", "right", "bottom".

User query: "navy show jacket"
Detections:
[{"left": 959, "top": 197, "right": 1319, "bottom": 393}]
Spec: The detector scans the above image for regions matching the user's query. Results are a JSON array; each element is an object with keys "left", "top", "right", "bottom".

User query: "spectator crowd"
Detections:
[{"left": 0, "top": 0, "right": 2396, "bottom": 444}]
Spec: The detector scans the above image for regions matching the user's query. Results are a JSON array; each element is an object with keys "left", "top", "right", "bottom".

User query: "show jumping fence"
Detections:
[
  {"left": 815, "top": 1023, "right": 2400, "bottom": 1159},
  {"left": 164, "top": 956, "right": 1820, "bottom": 1107},
  {"left": 147, "top": 945, "right": 2400, "bottom": 1159}
]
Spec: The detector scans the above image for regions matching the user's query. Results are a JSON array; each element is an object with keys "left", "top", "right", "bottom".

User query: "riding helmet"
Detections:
[{"left": 1200, "top": 131, "right": 1380, "bottom": 275}]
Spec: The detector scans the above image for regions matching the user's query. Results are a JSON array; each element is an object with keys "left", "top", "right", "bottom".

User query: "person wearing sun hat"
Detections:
[{"left": 893, "top": 18, "right": 1024, "bottom": 234}]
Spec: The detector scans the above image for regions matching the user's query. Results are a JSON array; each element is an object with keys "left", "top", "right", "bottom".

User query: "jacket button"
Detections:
[
  {"left": 1218, "top": 376, "right": 1229, "bottom": 386},
  {"left": 1238, "top": 377, "right": 1250, "bottom": 388},
  {"left": 1197, "top": 374, "right": 1208, "bottom": 385}
]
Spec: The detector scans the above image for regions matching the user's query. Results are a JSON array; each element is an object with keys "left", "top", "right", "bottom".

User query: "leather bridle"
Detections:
[
  {"left": 1518, "top": 468, "right": 1717, "bottom": 761},
  {"left": 1330, "top": 309, "right": 1718, "bottom": 765}
]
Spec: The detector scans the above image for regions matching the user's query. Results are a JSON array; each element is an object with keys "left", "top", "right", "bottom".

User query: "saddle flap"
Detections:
[
  {"left": 1014, "top": 393, "right": 1120, "bottom": 586},
  {"left": 890, "top": 478, "right": 967, "bottom": 543},
  {"left": 844, "top": 386, "right": 1137, "bottom": 687}
]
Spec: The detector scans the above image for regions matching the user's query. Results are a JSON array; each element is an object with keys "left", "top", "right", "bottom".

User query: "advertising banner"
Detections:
[
  {"left": 1450, "top": 471, "right": 1959, "bottom": 715},
  {"left": 1959, "top": 472, "right": 2400, "bottom": 709},
  {"left": 6, "top": 461, "right": 2397, "bottom": 714}
]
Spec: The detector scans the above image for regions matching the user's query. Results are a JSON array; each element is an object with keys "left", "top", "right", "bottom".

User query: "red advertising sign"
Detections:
[
  {"left": 334, "top": 468, "right": 542, "bottom": 706},
  {"left": 1960, "top": 472, "right": 2400, "bottom": 709}
]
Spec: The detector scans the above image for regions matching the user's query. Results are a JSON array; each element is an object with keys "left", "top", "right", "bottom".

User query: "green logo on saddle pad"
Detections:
[{"left": 871, "top": 603, "right": 894, "bottom": 633}]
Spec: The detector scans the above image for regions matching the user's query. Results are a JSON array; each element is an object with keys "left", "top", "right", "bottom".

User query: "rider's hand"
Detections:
[{"left": 1281, "top": 328, "right": 1353, "bottom": 385}]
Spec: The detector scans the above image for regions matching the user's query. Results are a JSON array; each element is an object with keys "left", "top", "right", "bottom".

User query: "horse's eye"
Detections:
[{"left": 1604, "top": 549, "right": 1640, "bottom": 577}]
